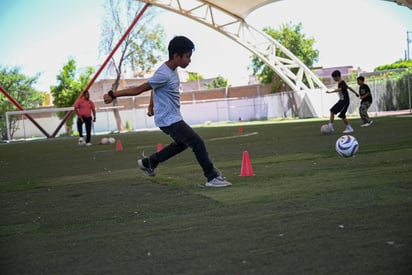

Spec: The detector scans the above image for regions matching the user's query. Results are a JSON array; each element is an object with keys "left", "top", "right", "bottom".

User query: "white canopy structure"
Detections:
[{"left": 137, "top": 0, "right": 412, "bottom": 93}]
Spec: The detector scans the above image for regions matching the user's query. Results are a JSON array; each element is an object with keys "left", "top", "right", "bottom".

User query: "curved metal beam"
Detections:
[{"left": 138, "top": 0, "right": 327, "bottom": 92}]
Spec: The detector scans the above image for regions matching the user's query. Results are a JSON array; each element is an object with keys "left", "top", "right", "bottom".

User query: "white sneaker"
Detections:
[
  {"left": 205, "top": 176, "right": 232, "bottom": 188},
  {"left": 343, "top": 126, "right": 354, "bottom": 134},
  {"left": 361, "top": 120, "right": 373, "bottom": 127},
  {"left": 328, "top": 123, "right": 334, "bottom": 132},
  {"left": 86, "top": 143, "right": 92, "bottom": 146}
]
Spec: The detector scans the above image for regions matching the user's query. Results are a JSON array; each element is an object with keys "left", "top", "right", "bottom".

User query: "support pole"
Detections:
[
  {"left": 0, "top": 85, "right": 50, "bottom": 139},
  {"left": 51, "top": 3, "right": 150, "bottom": 138}
]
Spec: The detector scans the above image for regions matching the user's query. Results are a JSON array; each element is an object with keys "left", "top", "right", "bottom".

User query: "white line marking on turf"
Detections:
[
  {"left": 207, "top": 132, "right": 258, "bottom": 141},
  {"left": 93, "top": 133, "right": 258, "bottom": 154}
]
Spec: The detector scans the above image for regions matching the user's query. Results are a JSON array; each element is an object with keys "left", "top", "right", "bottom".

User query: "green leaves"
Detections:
[
  {"left": 49, "top": 58, "right": 94, "bottom": 129},
  {"left": 250, "top": 22, "right": 319, "bottom": 92},
  {"left": 0, "top": 66, "right": 43, "bottom": 139}
]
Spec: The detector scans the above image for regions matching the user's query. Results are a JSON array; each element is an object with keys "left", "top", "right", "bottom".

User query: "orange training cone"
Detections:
[
  {"left": 116, "top": 139, "right": 123, "bottom": 151},
  {"left": 157, "top": 143, "right": 163, "bottom": 152},
  {"left": 240, "top": 150, "right": 254, "bottom": 176},
  {"left": 238, "top": 126, "right": 243, "bottom": 135}
]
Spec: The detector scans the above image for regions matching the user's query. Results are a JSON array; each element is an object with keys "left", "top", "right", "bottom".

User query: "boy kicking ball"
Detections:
[
  {"left": 103, "top": 36, "right": 232, "bottom": 188},
  {"left": 326, "top": 70, "right": 359, "bottom": 133}
]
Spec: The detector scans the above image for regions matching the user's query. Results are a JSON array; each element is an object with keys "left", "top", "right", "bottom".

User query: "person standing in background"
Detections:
[{"left": 74, "top": 90, "right": 96, "bottom": 146}]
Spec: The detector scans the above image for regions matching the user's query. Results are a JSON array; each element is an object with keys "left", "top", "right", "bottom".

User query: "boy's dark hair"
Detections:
[
  {"left": 357, "top": 76, "right": 365, "bottom": 81},
  {"left": 168, "top": 36, "right": 195, "bottom": 60},
  {"left": 331, "top": 70, "right": 341, "bottom": 78}
]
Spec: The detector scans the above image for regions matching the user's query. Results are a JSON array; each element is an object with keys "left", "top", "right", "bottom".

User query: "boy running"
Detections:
[{"left": 357, "top": 76, "right": 373, "bottom": 127}]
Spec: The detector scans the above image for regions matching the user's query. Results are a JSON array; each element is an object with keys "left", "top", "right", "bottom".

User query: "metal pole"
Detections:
[
  {"left": 0, "top": 85, "right": 51, "bottom": 138},
  {"left": 407, "top": 31, "right": 411, "bottom": 60},
  {"left": 408, "top": 72, "right": 411, "bottom": 114},
  {"left": 51, "top": 3, "right": 151, "bottom": 138}
]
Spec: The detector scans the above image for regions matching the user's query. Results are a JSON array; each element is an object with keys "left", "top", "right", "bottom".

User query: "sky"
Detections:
[{"left": 0, "top": 0, "right": 411, "bottom": 91}]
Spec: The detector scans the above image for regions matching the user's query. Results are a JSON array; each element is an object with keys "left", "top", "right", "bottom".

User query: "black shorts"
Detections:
[{"left": 330, "top": 100, "right": 349, "bottom": 119}]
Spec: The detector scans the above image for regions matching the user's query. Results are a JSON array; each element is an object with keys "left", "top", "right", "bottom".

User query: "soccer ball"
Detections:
[
  {"left": 78, "top": 137, "right": 86, "bottom": 146},
  {"left": 335, "top": 135, "right": 359, "bottom": 157},
  {"left": 100, "top": 137, "right": 109, "bottom": 145},
  {"left": 320, "top": 124, "right": 332, "bottom": 135},
  {"left": 108, "top": 137, "right": 116, "bottom": 144}
]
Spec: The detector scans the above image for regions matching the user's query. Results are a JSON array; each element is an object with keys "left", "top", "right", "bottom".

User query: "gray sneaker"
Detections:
[
  {"left": 137, "top": 159, "right": 156, "bottom": 177},
  {"left": 205, "top": 176, "right": 232, "bottom": 188}
]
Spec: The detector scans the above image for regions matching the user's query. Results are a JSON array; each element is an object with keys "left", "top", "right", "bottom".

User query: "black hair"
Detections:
[
  {"left": 331, "top": 70, "right": 341, "bottom": 78},
  {"left": 357, "top": 76, "right": 365, "bottom": 81},
  {"left": 168, "top": 36, "right": 195, "bottom": 60}
]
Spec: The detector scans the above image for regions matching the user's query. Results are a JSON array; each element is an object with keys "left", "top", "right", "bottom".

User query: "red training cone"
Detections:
[
  {"left": 116, "top": 140, "right": 123, "bottom": 151},
  {"left": 238, "top": 126, "right": 243, "bottom": 135},
  {"left": 157, "top": 143, "right": 163, "bottom": 152},
  {"left": 240, "top": 150, "right": 254, "bottom": 176}
]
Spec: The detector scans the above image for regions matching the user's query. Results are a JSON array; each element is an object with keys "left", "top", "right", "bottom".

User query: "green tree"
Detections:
[
  {"left": 0, "top": 66, "right": 43, "bottom": 140},
  {"left": 50, "top": 58, "right": 94, "bottom": 135},
  {"left": 206, "top": 76, "right": 230, "bottom": 89},
  {"left": 250, "top": 22, "right": 319, "bottom": 92},
  {"left": 374, "top": 60, "right": 412, "bottom": 71},
  {"left": 187, "top": 72, "right": 204, "bottom": 82},
  {"left": 187, "top": 72, "right": 204, "bottom": 90},
  {"left": 100, "top": 0, "right": 166, "bottom": 132}
]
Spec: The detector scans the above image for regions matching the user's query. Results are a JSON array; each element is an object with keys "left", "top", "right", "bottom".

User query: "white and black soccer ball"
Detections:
[
  {"left": 320, "top": 124, "right": 332, "bottom": 135},
  {"left": 108, "top": 137, "right": 116, "bottom": 144},
  {"left": 78, "top": 137, "right": 86, "bottom": 146},
  {"left": 335, "top": 135, "right": 359, "bottom": 157}
]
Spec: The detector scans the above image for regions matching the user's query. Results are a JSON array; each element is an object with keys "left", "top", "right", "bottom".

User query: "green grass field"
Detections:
[{"left": 1, "top": 115, "right": 411, "bottom": 274}]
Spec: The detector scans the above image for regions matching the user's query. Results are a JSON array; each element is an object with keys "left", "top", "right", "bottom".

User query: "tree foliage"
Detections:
[
  {"left": 374, "top": 60, "right": 412, "bottom": 71},
  {"left": 0, "top": 66, "right": 43, "bottom": 139},
  {"left": 187, "top": 72, "right": 204, "bottom": 82},
  {"left": 206, "top": 76, "right": 230, "bottom": 89},
  {"left": 250, "top": 22, "right": 319, "bottom": 92},
  {"left": 100, "top": 0, "right": 167, "bottom": 131},
  {"left": 50, "top": 58, "right": 94, "bottom": 134},
  {"left": 100, "top": 0, "right": 166, "bottom": 76}
]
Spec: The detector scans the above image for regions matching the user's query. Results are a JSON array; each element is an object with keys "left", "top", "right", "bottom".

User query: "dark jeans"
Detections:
[
  {"left": 147, "top": 120, "right": 219, "bottom": 181},
  {"left": 77, "top": 117, "right": 92, "bottom": 143}
]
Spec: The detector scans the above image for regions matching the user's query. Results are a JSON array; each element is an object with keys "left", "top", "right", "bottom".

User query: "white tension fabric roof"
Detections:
[
  {"left": 202, "top": 0, "right": 276, "bottom": 19},
  {"left": 203, "top": 0, "right": 411, "bottom": 19}
]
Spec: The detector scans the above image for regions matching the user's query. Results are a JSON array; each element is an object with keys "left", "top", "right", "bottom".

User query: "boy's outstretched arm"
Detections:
[
  {"left": 326, "top": 88, "right": 340, "bottom": 94},
  {"left": 348, "top": 86, "right": 359, "bottom": 97},
  {"left": 103, "top": 82, "right": 152, "bottom": 104}
]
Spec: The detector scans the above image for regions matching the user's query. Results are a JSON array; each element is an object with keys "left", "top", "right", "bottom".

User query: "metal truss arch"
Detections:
[{"left": 138, "top": 0, "right": 327, "bottom": 92}]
